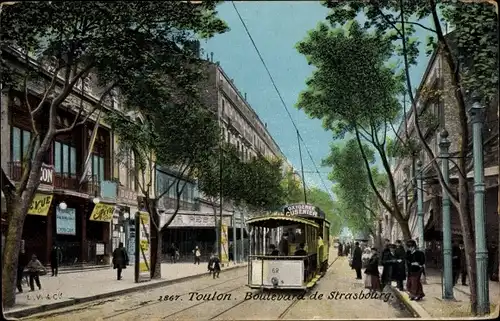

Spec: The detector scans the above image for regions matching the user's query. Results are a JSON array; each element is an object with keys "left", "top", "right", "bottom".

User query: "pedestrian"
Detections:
[
  {"left": 112, "top": 242, "right": 129, "bottom": 280},
  {"left": 193, "top": 246, "right": 201, "bottom": 265},
  {"left": 25, "top": 254, "right": 45, "bottom": 291},
  {"left": 338, "top": 242, "right": 343, "bottom": 257},
  {"left": 393, "top": 240, "right": 407, "bottom": 291},
  {"left": 351, "top": 242, "right": 363, "bottom": 280},
  {"left": 208, "top": 253, "right": 221, "bottom": 279},
  {"left": 229, "top": 242, "right": 234, "bottom": 262},
  {"left": 169, "top": 243, "right": 177, "bottom": 263},
  {"left": 381, "top": 243, "right": 398, "bottom": 289},
  {"left": 452, "top": 240, "right": 461, "bottom": 285},
  {"left": 405, "top": 239, "right": 425, "bottom": 301},
  {"left": 279, "top": 233, "right": 289, "bottom": 256},
  {"left": 50, "top": 244, "right": 62, "bottom": 277},
  {"left": 458, "top": 241, "right": 467, "bottom": 285},
  {"left": 16, "top": 249, "right": 27, "bottom": 293},
  {"left": 364, "top": 247, "right": 381, "bottom": 292}
]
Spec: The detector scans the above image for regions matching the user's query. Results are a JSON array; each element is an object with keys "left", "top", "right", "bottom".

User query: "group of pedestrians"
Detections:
[
  {"left": 337, "top": 242, "right": 351, "bottom": 257},
  {"left": 352, "top": 239, "right": 427, "bottom": 301}
]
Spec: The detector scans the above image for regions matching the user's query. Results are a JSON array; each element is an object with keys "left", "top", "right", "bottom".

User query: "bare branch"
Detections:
[
  {"left": 404, "top": 21, "right": 436, "bottom": 34},
  {"left": 17, "top": 134, "right": 40, "bottom": 194},
  {"left": 31, "top": 65, "right": 64, "bottom": 116}
]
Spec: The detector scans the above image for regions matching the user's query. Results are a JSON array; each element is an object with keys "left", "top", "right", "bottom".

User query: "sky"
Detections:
[{"left": 203, "top": 1, "right": 433, "bottom": 201}]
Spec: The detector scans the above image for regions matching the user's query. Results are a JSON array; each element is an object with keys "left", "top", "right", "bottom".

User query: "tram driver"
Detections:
[{"left": 268, "top": 244, "right": 279, "bottom": 256}]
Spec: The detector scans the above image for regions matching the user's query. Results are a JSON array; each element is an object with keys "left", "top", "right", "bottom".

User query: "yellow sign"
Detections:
[
  {"left": 139, "top": 211, "right": 149, "bottom": 224},
  {"left": 89, "top": 203, "right": 114, "bottom": 222},
  {"left": 28, "top": 194, "right": 53, "bottom": 216},
  {"left": 221, "top": 224, "right": 229, "bottom": 263}
]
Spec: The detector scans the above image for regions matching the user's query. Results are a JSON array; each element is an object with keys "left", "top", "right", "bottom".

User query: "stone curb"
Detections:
[
  {"left": 5, "top": 263, "right": 247, "bottom": 319},
  {"left": 387, "top": 286, "right": 432, "bottom": 319}
]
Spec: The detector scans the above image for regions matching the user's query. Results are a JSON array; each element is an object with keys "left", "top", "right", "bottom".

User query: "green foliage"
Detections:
[
  {"left": 280, "top": 167, "right": 304, "bottom": 204},
  {"left": 323, "top": 139, "right": 386, "bottom": 234},
  {"left": 442, "top": 3, "right": 498, "bottom": 105},
  {"left": 307, "top": 187, "right": 342, "bottom": 236},
  {"left": 295, "top": 21, "right": 402, "bottom": 138},
  {"left": 197, "top": 145, "right": 284, "bottom": 211}
]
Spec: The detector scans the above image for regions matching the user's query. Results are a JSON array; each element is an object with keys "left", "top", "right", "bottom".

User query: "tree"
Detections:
[
  {"left": 281, "top": 167, "right": 305, "bottom": 204},
  {"left": 322, "top": 1, "right": 498, "bottom": 313},
  {"left": 108, "top": 102, "right": 219, "bottom": 279},
  {"left": 323, "top": 139, "right": 387, "bottom": 241},
  {"left": 0, "top": 1, "right": 227, "bottom": 304},
  {"left": 196, "top": 142, "right": 242, "bottom": 256},
  {"left": 295, "top": 21, "right": 413, "bottom": 239},
  {"left": 307, "top": 187, "right": 342, "bottom": 236}
]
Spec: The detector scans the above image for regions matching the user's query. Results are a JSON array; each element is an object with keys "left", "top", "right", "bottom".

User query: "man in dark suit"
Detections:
[{"left": 352, "top": 242, "right": 363, "bottom": 279}]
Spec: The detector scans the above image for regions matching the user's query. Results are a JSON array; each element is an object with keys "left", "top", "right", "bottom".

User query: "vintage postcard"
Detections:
[{"left": 0, "top": 0, "right": 499, "bottom": 320}]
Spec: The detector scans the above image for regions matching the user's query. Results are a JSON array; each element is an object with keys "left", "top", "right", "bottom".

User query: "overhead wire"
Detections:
[{"left": 231, "top": 1, "right": 335, "bottom": 202}]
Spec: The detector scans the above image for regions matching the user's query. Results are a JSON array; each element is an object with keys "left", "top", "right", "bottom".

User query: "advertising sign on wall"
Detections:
[
  {"left": 56, "top": 207, "right": 76, "bottom": 235},
  {"left": 89, "top": 203, "right": 114, "bottom": 222},
  {"left": 28, "top": 194, "right": 53, "bottom": 216},
  {"left": 220, "top": 224, "right": 229, "bottom": 263},
  {"left": 135, "top": 211, "right": 151, "bottom": 282}
]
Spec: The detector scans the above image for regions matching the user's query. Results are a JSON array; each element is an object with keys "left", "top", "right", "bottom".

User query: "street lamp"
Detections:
[
  {"left": 469, "top": 95, "right": 490, "bottom": 315},
  {"left": 92, "top": 196, "right": 100, "bottom": 204},
  {"left": 439, "top": 129, "right": 454, "bottom": 300},
  {"left": 58, "top": 201, "right": 67, "bottom": 210},
  {"left": 416, "top": 160, "right": 425, "bottom": 250}
]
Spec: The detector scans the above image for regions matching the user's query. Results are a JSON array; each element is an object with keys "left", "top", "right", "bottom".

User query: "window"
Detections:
[
  {"left": 92, "top": 154, "right": 105, "bottom": 182},
  {"left": 222, "top": 99, "right": 225, "bottom": 115},
  {"left": 11, "top": 127, "right": 35, "bottom": 162},
  {"left": 53, "top": 141, "right": 77, "bottom": 176}
]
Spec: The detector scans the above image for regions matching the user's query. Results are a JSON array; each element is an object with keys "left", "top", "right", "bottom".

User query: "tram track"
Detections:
[
  {"left": 28, "top": 271, "right": 247, "bottom": 320},
  {"left": 207, "top": 256, "right": 341, "bottom": 320}
]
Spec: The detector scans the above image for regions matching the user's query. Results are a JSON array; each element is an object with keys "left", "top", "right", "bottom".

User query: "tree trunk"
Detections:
[
  {"left": 147, "top": 199, "right": 161, "bottom": 279},
  {"left": 1, "top": 200, "right": 25, "bottom": 308},
  {"left": 399, "top": 219, "right": 412, "bottom": 241},
  {"left": 2, "top": 144, "right": 50, "bottom": 307},
  {"left": 458, "top": 178, "right": 478, "bottom": 314},
  {"left": 211, "top": 203, "right": 218, "bottom": 255}
]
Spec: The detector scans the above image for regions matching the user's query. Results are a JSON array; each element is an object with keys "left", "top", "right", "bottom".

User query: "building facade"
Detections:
[
  {"left": 0, "top": 46, "right": 149, "bottom": 266},
  {"left": 382, "top": 42, "right": 499, "bottom": 271},
  {"left": 158, "top": 61, "right": 290, "bottom": 260}
]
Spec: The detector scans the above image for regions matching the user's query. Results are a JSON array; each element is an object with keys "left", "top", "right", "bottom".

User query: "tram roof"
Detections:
[{"left": 246, "top": 214, "right": 319, "bottom": 229}]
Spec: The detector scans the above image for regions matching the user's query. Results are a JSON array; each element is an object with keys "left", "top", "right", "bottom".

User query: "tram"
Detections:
[{"left": 246, "top": 203, "right": 330, "bottom": 290}]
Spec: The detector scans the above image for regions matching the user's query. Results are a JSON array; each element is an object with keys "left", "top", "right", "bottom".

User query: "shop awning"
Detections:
[{"left": 246, "top": 215, "right": 319, "bottom": 229}]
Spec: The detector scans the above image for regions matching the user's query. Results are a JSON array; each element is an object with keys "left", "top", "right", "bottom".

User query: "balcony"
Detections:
[
  {"left": 7, "top": 161, "right": 100, "bottom": 195},
  {"left": 53, "top": 173, "right": 100, "bottom": 195}
]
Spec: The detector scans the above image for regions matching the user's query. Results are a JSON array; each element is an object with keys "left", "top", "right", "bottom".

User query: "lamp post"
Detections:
[
  {"left": 469, "top": 96, "right": 490, "bottom": 315},
  {"left": 416, "top": 160, "right": 425, "bottom": 250},
  {"left": 439, "top": 129, "right": 454, "bottom": 300}
]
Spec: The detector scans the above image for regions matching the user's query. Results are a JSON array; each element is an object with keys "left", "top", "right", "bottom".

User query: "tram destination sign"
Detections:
[{"left": 283, "top": 204, "right": 324, "bottom": 218}]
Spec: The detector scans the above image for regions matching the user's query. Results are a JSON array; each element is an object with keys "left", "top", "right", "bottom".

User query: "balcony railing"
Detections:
[
  {"left": 161, "top": 197, "right": 200, "bottom": 211},
  {"left": 53, "top": 173, "right": 100, "bottom": 195}
]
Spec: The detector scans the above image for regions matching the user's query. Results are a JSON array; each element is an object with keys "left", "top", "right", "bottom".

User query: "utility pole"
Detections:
[
  {"left": 239, "top": 210, "right": 244, "bottom": 262},
  {"left": 296, "top": 130, "right": 307, "bottom": 204},
  {"left": 416, "top": 160, "right": 425, "bottom": 250},
  {"left": 469, "top": 96, "right": 490, "bottom": 315},
  {"left": 439, "top": 129, "right": 454, "bottom": 300},
  {"left": 232, "top": 209, "right": 237, "bottom": 264}
]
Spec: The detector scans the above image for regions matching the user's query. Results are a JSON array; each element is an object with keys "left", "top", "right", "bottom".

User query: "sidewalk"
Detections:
[
  {"left": 388, "top": 268, "right": 499, "bottom": 318},
  {"left": 5, "top": 260, "right": 247, "bottom": 318}
]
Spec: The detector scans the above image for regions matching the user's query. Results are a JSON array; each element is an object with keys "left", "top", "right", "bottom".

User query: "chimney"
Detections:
[
  {"left": 230, "top": 79, "right": 234, "bottom": 83},
  {"left": 210, "top": 52, "right": 214, "bottom": 62},
  {"left": 244, "top": 92, "right": 247, "bottom": 100},
  {"left": 265, "top": 123, "right": 267, "bottom": 128}
]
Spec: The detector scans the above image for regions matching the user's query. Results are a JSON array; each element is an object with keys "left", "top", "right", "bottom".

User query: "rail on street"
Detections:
[{"left": 18, "top": 254, "right": 414, "bottom": 320}]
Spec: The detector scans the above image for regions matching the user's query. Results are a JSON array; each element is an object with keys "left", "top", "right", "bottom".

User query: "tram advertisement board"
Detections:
[
  {"left": 221, "top": 224, "right": 229, "bottom": 263},
  {"left": 283, "top": 204, "right": 324, "bottom": 218},
  {"left": 135, "top": 211, "right": 151, "bottom": 282}
]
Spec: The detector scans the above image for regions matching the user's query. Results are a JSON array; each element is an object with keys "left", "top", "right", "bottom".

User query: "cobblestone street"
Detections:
[{"left": 23, "top": 256, "right": 412, "bottom": 320}]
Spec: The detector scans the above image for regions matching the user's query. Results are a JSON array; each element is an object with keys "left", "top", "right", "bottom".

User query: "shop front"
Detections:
[{"left": 87, "top": 201, "right": 114, "bottom": 265}]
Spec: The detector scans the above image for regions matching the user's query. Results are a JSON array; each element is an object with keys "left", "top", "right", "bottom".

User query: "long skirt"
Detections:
[
  {"left": 365, "top": 274, "right": 381, "bottom": 291},
  {"left": 407, "top": 273, "right": 425, "bottom": 298}
]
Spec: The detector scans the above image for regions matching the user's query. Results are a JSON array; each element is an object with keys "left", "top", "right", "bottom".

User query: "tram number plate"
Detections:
[{"left": 271, "top": 268, "right": 279, "bottom": 274}]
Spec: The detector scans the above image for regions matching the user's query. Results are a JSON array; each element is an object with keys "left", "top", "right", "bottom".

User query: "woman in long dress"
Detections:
[
  {"left": 364, "top": 248, "right": 381, "bottom": 292},
  {"left": 405, "top": 240, "right": 425, "bottom": 301}
]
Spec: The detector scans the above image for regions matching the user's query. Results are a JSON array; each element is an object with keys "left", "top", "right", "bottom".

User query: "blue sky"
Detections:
[{"left": 203, "top": 1, "right": 433, "bottom": 199}]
